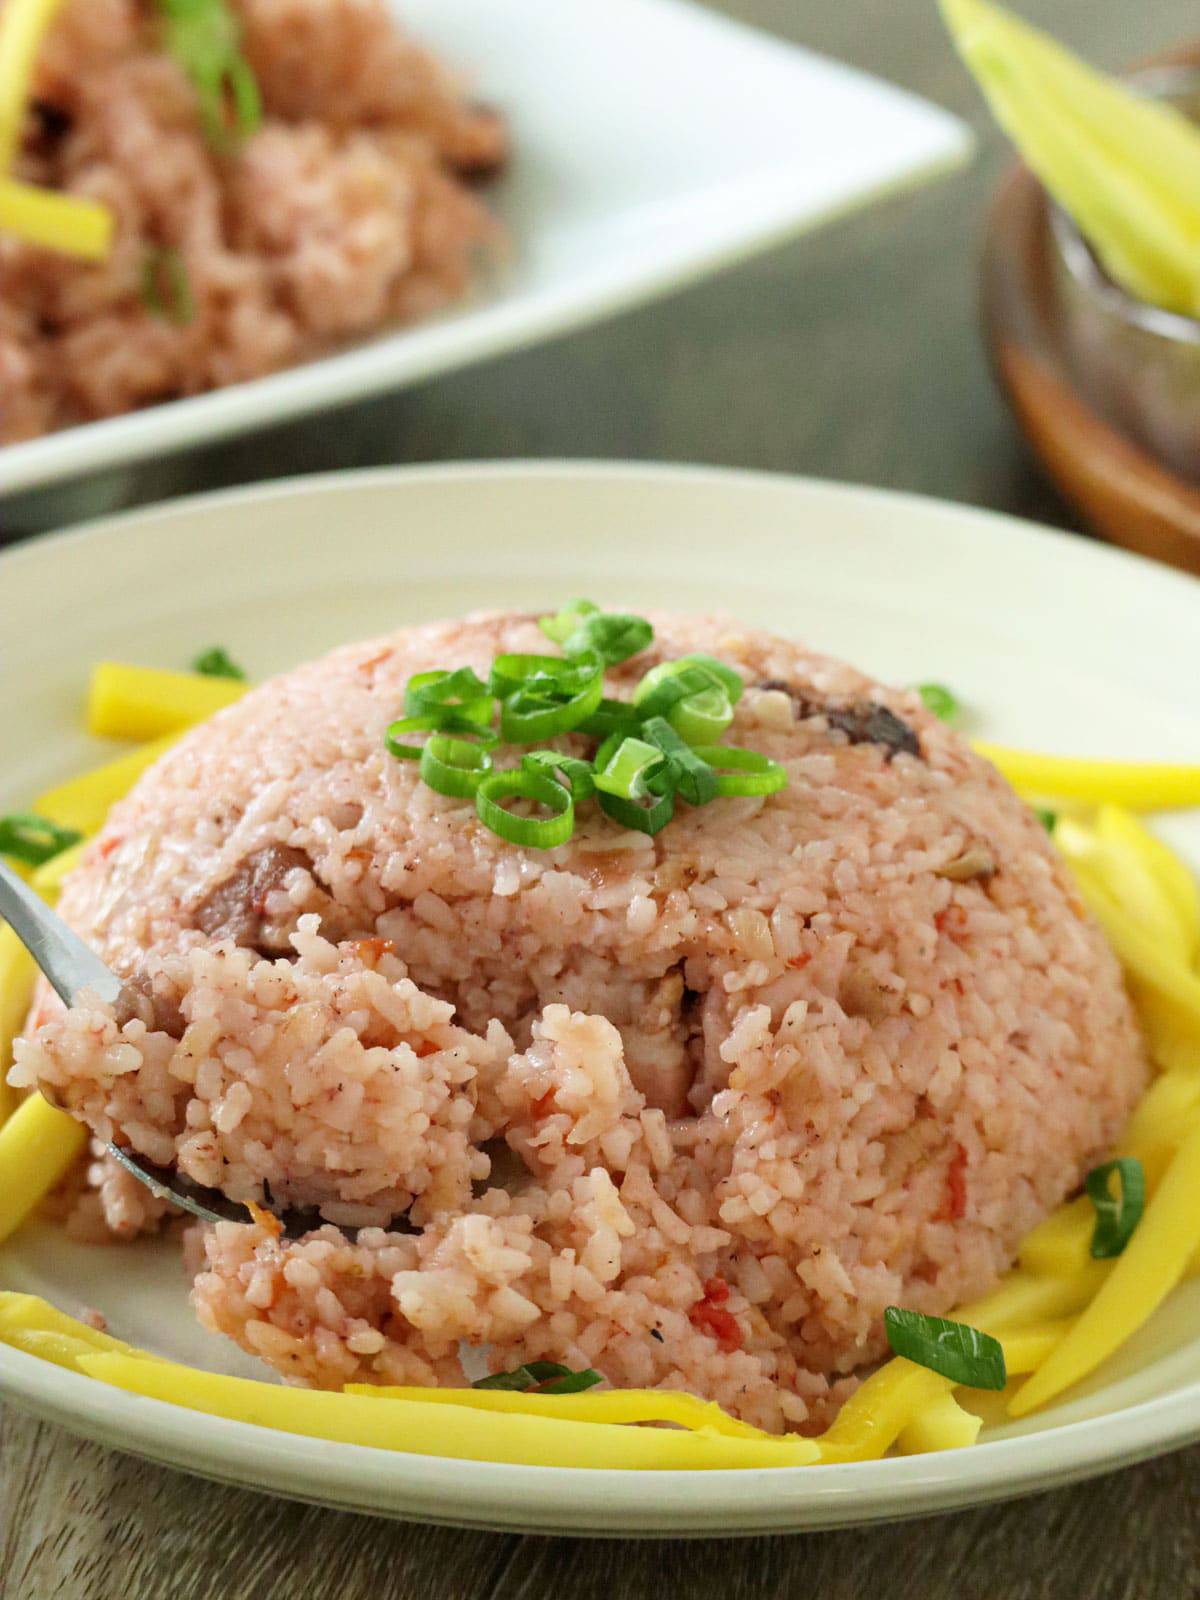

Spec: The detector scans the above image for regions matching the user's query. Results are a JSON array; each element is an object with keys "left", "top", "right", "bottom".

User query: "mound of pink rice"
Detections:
[
  {"left": 0, "top": 0, "right": 505, "bottom": 442},
  {"left": 12, "top": 611, "right": 1148, "bottom": 1431}
]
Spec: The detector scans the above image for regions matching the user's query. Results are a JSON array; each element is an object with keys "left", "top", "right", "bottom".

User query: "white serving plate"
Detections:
[
  {"left": 2, "top": 462, "right": 1199, "bottom": 1535},
  {"left": 0, "top": 0, "right": 969, "bottom": 496}
]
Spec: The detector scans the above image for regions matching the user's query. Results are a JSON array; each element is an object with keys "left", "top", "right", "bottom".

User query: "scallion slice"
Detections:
[
  {"left": 1086, "top": 1157, "right": 1145, "bottom": 1258},
  {"left": 385, "top": 713, "right": 498, "bottom": 761},
  {"left": 488, "top": 653, "right": 594, "bottom": 700},
  {"left": 473, "top": 1360, "right": 602, "bottom": 1395},
  {"left": 593, "top": 735, "right": 668, "bottom": 801},
  {"left": 1036, "top": 807, "right": 1058, "bottom": 833},
  {"left": 883, "top": 1308, "right": 1007, "bottom": 1390},
  {"left": 191, "top": 645, "right": 245, "bottom": 680},
  {"left": 475, "top": 768, "right": 574, "bottom": 849},
  {"left": 155, "top": 0, "right": 262, "bottom": 152},
  {"left": 633, "top": 662, "right": 734, "bottom": 744},
  {"left": 500, "top": 668, "right": 604, "bottom": 743},
  {"left": 690, "top": 745, "right": 787, "bottom": 797},
  {"left": 418, "top": 734, "right": 494, "bottom": 799},
  {"left": 404, "top": 667, "right": 493, "bottom": 727},
  {"left": 563, "top": 612, "right": 653, "bottom": 667},
  {"left": 678, "top": 653, "right": 744, "bottom": 705},
  {"left": 597, "top": 787, "right": 675, "bottom": 836},
  {"left": 916, "top": 682, "right": 961, "bottom": 723},
  {"left": 641, "top": 716, "right": 717, "bottom": 806},
  {"left": 521, "top": 751, "right": 596, "bottom": 802},
  {"left": 0, "top": 811, "right": 84, "bottom": 867},
  {"left": 538, "top": 599, "right": 599, "bottom": 646},
  {"left": 576, "top": 697, "right": 639, "bottom": 740},
  {"left": 141, "top": 245, "right": 195, "bottom": 325}
]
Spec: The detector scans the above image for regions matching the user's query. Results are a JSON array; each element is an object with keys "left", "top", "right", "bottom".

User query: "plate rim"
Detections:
[{"left": 3, "top": 457, "right": 1200, "bottom": 1534}]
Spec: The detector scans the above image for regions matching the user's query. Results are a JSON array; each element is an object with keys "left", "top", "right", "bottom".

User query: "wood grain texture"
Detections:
[{"left": 3, "top": 2, "right": 1200, "bottom": 1595}]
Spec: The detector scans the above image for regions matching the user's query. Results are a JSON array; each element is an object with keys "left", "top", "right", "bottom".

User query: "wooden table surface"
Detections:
[{"left": 4, "top": 2, "right": 1199, "bottom": 1594}]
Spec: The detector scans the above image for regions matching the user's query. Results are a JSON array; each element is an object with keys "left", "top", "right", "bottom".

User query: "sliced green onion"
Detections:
[
  {"left": 191, "top": 645, "right": 245, "bottom": 680},
  {"left": 690, "top": 745, "right": 787, "bottom": 797},
  {"left": 475, "top": 768, "right": 574, "bottom": 849},
  {"left": 500, "top": 669, "right": 604, "bottom": 743},
  {"left": 418, "top": 734, "right": 493, "bottom": 799},
  {"left": 883, "top": 1308, "right": 1007, "bottom": 1391},
  {"left": 641, "top": 716, "right": 718, "bottom": 806},
  {"left": 597, "top": 786, "right": 675, "bottom": 836},
  {"left": 576, "top": 697, "right": 639, "bottom": 740},
  {"left": 0, "top": 811, "right": 84, "bottom": 867},
  {"left": 385, "top": 713, "right": 498, "bottom": 761},
  {"left": 915, "top": 682, "right": 961, "bottom": 723},
  {"left": 678, "top": 654, "right": 744, "bottom": 705},
  {"left": 155, "top": 0, "right": 262, "bottom": 152},
  {"left": 633, "top": 662, "right": 734, "bottom": 744},
  {"left": 1036, "top": 807, "right": 1058, "bottom": 833},
  {"left": 404, "top": 667, "right": 493, "bottom": 727},
  {"left": 521, "top": 751, "right": 596, "bottom": 802},
  {"left": 1086, "top": 1157, "right": 1145, "bottom": 1259},
  {"left": 487, "top": 653, "right": 594, "bottom": 700},
  {"left": 539, "top": 599, "right": 599, "bottom": 646},
  {"left": 593, "top": 736, "right": 668, "bottom": 801},
  {"left": 473, "top": 1361, "right": 602, "bottom": 1395},
  {"left": 141, "top": 246, "right": 195, "bottom": 325},
  {"left": 563, "top": 612, "right": 653, "bottom": 667}
]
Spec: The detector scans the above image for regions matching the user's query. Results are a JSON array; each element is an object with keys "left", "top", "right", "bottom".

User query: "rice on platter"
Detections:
[{"left": 10, "top": 610, "right": 1148, "bottom": 1433}]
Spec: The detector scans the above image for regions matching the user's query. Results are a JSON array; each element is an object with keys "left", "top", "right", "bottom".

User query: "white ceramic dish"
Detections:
[
  {"left": 0, "top": 0, "right": 969, "bottom": 497},
  {"left": 2, "top": 462, "right": 1199, "bottom": 1535}
]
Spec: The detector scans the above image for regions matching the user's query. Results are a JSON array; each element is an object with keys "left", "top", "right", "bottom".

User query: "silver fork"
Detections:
[{"left": 0, "top": 856, "right": 336, "bottom": 1240}]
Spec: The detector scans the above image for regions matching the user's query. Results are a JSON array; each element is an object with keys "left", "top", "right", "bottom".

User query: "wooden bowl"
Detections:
[{"left": 981, "top": 60, "right": 1200, "bottom": 575}]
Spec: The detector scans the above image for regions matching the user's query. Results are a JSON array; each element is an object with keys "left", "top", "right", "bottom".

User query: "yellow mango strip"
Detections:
[
  {"left": 0, "top": 0, "right": 65, "bottom": 165},
  {"left": 29, "top": 837, "right": 88, "bottom": 902},
  {"left": 940, "top": 0, "right": 1200, "bottom": 313},
  {"left": 34, "top": 734, "right": 178, "bottom": 836},
  {"left": 1057, "top": 818, "right": 1190, "bottom": 964},
  {"left": 0, "top": 177, "right": 114, "bottom": 260},
  {"left": 1132, "top": 984, "right": 1200, "bottom": 1074},
  {"left": 1095, "top": 807, "right": 1200, "bottom": 962},
  {"left": 0, "top": 1293, "right": 166, "bottom": 1366},
  {"left": 0, "top": 925, "right": 37, "bottom": 1127},
  {"left": 87, "top": 663, "right": 247, "bottom": 743},
  {"left": 895, "top": 1390, "right": 982, "bottom": 1455},
  {"left": 78, "top": 1354, "right": 820, "bottom": 1469},
  {"left": 1010, "top": 1120, "right": 1200, "bottom": 1417},
  {"left": 956, "top": 1262, "right": 1111, "bottom": 1334},
  {"left": 1073, "top": 870, "right": 1200, "bottom": 1029},
  {"left": 974, "top": 745, "right": 1200, "bottom": 812},
  {"left": 944, "top": 0, "right": 1200, "bottom": 228},
  {"left": 347, "top": 1383, "right": 768, "bottom": 1439},
  {"left": 0, "top": 1093, "right": 87, "bottom": 1246}
]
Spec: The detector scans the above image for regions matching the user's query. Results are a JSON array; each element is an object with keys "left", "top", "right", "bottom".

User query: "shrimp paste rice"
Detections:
[
  {"left": 0, "top": 0, "right": 506, "bottom": 442},
  {"left": 11, "top": 611, "right": 1148, "bottom": 1431}
]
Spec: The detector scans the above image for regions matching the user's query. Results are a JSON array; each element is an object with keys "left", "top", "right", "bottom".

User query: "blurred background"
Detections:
[{"left": 5, "top": 0, "right": 1190, "bottom": 541}]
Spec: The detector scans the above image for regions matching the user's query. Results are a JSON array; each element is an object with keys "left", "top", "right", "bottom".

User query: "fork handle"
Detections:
[{"left": 0, "top": 856, "right": 123, "bottom": 1009}]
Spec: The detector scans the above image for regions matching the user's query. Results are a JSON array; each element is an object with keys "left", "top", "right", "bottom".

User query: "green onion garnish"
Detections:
[
  {"left": 419, "top": 733, "right": 494, "bottom": 799},
  {"left": 473, "top": 1361, "right": 603, "bottom": 1395},
  {"left": 521, "top": 750, "right": 596, "bottom": 802},
  {"left": 1036, "top": 807, "right": 1058, "bottom": 833},
  {"left": 641, "top": 716, "right": 718, "bottom": 806},
  {"left": 1085, "top": 1157, "right": 1145, "bottom": 1258},
  {"left": 141, "top": 246, "right": 195, "bottom": 326},
  {"left": 538, "top": 599, "right": 600, "bottom": 646},
  {"left": 690, "top": 745, "right": 787, "bottom": 797},
  {"left": 563, "top": 612, "right": 654, "bottom": 667},
  {"left": 0, "top": 812, "right": 84, "bottom": 867},
  {"left": 915, "top": 682, "right": 961, "bottom": 723},
  {"left": 192, "top": 645, "right": 246, "bottom": 680},
  {"left": 383, "top": 603, "right": 788, "bottom": 848},
  {"left": 883, "top": 1307, "right": 1007, "bottom": 1390},
  {"left": 404, "top": 667, "right": 493, "bottom": 728},
  {"left": 154, "top": 0, "right": 262, "bottom": 153},
  {"left": 385, "top": 713, "right": 499, "bottom": 761},
  {"left": 475, "top": 767, "right": 574, "bottom": 849}
]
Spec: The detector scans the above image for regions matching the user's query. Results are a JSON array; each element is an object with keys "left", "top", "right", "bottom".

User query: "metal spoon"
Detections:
[{"left": 0, "top": 856, "right": 361, "bottom": 1240}]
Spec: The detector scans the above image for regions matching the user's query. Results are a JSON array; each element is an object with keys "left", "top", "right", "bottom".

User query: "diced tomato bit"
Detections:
[
  {"left": 690, "top": 1277, "right": 742, "bottom": 1351},
  {"left": 246, "top": 1202, "right": 283, "bottom": 1240},
  {"left": 935, "top": 905, "right": 968, "bottom": 936},
  {"left": 937, "top": 1143, "right": 969, "bottom": 1222},
  {"left": 529, "top": 1089, "right": 557, "bottom": 1120},
  {"left": 786, "top": 953, "right": 811, "bottom": 971},
  {"left": 99, "top": 836, "right": 122, "bottom": 859},
  {"left": 353, "top": 936, "right": 396, "bottom": 967}
]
